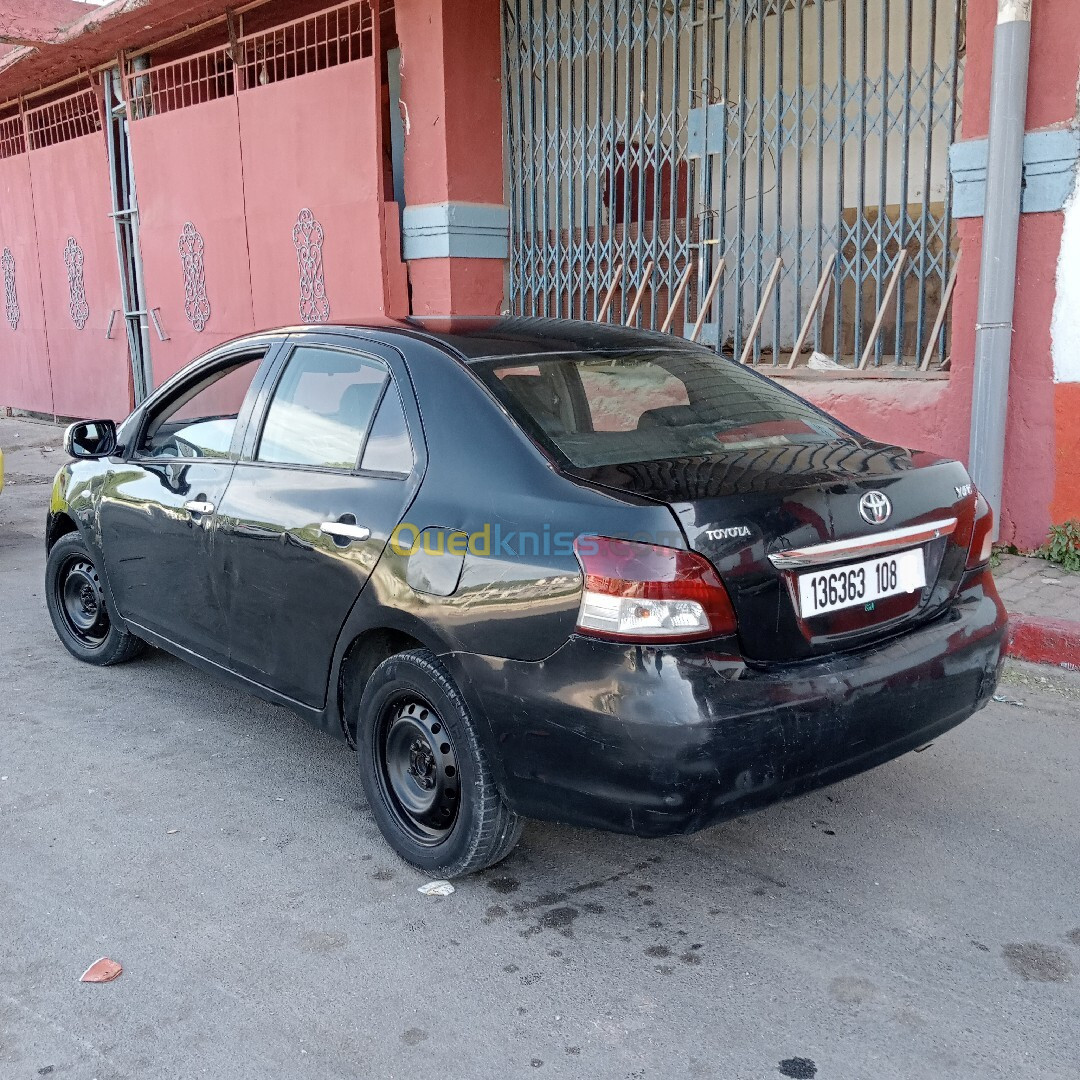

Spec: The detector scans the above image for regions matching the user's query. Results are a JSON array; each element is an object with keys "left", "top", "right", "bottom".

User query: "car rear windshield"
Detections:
[{"left": 471, "top": 349, "right": 848, "bottom": 468}]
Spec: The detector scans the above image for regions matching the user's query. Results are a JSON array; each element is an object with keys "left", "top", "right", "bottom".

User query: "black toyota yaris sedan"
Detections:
[{"left": 46, "top": 319, "right": 1006, "bottom": 876}]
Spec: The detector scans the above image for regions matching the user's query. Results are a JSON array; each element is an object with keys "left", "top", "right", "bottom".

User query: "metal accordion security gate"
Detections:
[{"left": 502, "top": 0, "right": 965, "bottom": 370}]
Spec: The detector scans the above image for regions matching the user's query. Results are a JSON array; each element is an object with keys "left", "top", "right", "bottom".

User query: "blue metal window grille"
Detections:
[{"left": 503, "top": 0, "right": 964, "bottom": 370}]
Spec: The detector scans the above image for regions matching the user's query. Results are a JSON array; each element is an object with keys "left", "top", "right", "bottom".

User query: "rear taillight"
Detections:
[
  {"left": 966, "top": 493, "right": 995, "bottom": 568},
  {"left": 573, "top": 535, "right": 737, "bottom": 643}
]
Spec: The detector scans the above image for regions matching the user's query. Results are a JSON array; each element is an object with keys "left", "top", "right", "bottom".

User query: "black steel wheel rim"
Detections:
[
  {"left": 374, "top": 695, "right": 460, "bottom": 846},
  {"left": 55, "top": 554, "right": 109, "bottom": 648}
]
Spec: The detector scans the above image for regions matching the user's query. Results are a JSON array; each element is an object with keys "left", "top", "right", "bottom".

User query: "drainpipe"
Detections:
[{"left": 968, "top": 0, "right": 1033, "bottom": 536}]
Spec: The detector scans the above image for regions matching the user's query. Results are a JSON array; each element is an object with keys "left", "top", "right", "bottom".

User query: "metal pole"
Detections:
[{"left": 968, "top": 0, "right": 1032, "bottom": 532}]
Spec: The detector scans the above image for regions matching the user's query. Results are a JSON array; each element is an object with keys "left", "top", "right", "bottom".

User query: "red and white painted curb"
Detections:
[{"left": 1005, "top": 614, "right": 1080, "bottom": 671}]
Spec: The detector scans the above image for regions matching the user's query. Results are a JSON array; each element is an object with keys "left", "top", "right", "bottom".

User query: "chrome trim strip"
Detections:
[{"left": 768, "top": 517, "right": 958, "bottom": 570}]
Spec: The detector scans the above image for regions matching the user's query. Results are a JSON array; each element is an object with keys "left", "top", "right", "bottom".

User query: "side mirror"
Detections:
[{"left": 64, "top": 419, "right": 118, "bottom": 459}]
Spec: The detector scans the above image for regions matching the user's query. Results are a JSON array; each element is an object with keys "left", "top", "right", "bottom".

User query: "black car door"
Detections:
[
  {"left": 215, "top": 334, "right": 424, "bottom": 707},
  {"left": 97, "top": 345, "right": 278, "bottom": 665}
]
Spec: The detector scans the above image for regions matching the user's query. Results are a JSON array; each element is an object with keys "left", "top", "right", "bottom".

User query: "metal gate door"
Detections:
[{"left": 503, "top": 0, "right": 964, "bottom": 369}]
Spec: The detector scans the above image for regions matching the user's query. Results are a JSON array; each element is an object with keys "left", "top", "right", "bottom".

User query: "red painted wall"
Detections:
[
  {"left": 396, "top": 0, "right": 504, "bottom": 202},
  {"left": 787, "top": 379, "right": 967, "bottom": 461},
  {"left": 0, "top": 154, "right": 54, "bottom": 413},
  {"left": 1002, "top": 213, "right": 1061, "bottom": 544},
  {"left": 239, "top": 58, "right": 407, "bottom": 328},
  {"left": 396, "top": 0, "right": 505, "bottom": 315},
  {"left": 1053, "top": 384, "right": 1080, "bottom": 523},
  {"left": 958, "top": 0, "right": 1079, "bottom": 546},
  {"left": 128, "top": 95, "right": 255, "bottom": 386},
  {"left": 408, "top": 259, "right": 505, "bottom": 318},
  {"left": 962, "top": 0, "right": 1080, "bottom": 139},
  {"left": 28, "top": 134, "right": 132, "bottom": 420}
]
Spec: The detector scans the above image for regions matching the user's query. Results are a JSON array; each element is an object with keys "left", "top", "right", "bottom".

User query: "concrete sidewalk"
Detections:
[
  {"left": 3, "top": 415, "right": 1078, "bottom": 666},
  {"left": 994, "top": 554, "right": 1080, "bottom": 670}
]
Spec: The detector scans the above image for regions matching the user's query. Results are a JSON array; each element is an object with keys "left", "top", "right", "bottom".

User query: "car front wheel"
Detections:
[
  {"left": 45, "top": 532, "right": 144, "bottom": 666},
  {"left": 357, "top": 648, "right": 523, "bottom": 877}
]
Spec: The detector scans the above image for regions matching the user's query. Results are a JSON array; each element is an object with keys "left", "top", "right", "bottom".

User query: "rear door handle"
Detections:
[
  {"left": 184, "top": 499, "right": 215, "bottom": 515},
  {"left": 320, "top": 521, "right": 371, "bottom": 543}
]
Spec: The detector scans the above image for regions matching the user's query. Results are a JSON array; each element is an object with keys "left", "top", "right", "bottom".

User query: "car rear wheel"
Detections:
[
  {"left": 357, "top": 649, "right": 523, "bottom": 877},
  {"left": 46, "top": 533, "right": 144, "bottom": 666}
]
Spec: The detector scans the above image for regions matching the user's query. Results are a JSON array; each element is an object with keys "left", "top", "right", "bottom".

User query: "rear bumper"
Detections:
[{"left": 452, "top": 568, "right": 1007, "bottom": 837}]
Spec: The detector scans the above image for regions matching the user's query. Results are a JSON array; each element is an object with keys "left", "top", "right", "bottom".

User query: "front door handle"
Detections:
[
  {"left": 320, "top": 521, "right": 371, "bottom": 543},
  {"left": 184, "top": 499, "right": 215, "bottom": 515}
]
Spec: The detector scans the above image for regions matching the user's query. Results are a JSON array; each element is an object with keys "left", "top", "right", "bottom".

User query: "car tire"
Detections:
[
  {"left": 357, "top": 648, "right": 523, "bottom": 877},
  {"left": 46, "top": 532, "right": 144, "bottom": 666}
]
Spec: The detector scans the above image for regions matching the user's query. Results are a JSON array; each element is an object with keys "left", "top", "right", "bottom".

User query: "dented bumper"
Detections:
[{"left": 454, "top": 568, "right": 1007, "bottom": 837}]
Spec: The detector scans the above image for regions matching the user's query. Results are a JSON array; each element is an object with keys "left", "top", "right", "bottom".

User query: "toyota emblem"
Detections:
[{"left": 859, "top": 490, "right": 892, "bottom": 526}]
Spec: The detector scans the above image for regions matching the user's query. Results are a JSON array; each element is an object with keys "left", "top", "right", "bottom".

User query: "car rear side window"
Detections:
[
  {"left": 257, "top": 346, "right": 388, "bottom": 469},
  {"left": 472, "top": 350, "right": 846, "bottom": 468},
  {"left": 360, "top": 382, "right": 413, "bottom": 475}
]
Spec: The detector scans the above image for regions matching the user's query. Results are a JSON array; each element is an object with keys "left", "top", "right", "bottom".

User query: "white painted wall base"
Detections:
[{"left": 1051, "top": 168, "right": 1080, "bottom": 383}]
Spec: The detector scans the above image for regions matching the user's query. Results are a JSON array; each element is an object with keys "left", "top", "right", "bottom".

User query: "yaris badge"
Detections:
[{"left": 859, "top": 490, "right": 892, "bottom": 525}]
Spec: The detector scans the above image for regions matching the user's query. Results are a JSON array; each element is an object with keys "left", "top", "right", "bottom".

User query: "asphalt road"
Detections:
[{"left": 1, "top": 418, "right": 1078, "bottom": 1080}]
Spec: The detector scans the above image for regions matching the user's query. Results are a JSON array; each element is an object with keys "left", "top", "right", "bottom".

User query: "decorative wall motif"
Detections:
[
  {"left": 178, "top": 222, "right": 211, "bottom": 332},
  {"left": 292, "top": 207, "right": 330, "bottom": 323},
  {"left": 64, "top": 236, "right": 89, "bottom": 330},
  {"left": 2, "top": 247, "right": 18, "bottom": 331}
]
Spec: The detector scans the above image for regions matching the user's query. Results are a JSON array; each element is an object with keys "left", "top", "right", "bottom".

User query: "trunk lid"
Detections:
[{"left": 568, "top": 439, "right": 979, "bottom": 662}]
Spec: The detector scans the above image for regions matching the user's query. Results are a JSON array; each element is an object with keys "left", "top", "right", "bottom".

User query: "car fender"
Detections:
[
  {"left": 323, "top": 551, "right": 523, "bottom": 799},
  {"left": 46, "top": 462, "right": 132, "bottom": 633}
]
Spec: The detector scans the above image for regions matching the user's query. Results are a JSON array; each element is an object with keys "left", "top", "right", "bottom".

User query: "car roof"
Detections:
[{"left": 254, "top": 317, "right": 704, "bottom": 363}]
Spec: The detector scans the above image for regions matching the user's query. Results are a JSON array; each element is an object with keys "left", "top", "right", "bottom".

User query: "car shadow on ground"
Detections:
[{"left": 110, "top": 638, "right": 960, "bottom": 908}]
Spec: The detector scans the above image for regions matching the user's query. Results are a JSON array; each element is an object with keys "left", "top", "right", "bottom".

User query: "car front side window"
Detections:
[{"left": 139, "top": 353, "right": 265, "bottom": 460}]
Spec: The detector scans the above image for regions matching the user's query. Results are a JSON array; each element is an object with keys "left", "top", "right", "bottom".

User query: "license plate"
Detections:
[{"left": 796, "top": 547, "right": 926, "bottom": 617}]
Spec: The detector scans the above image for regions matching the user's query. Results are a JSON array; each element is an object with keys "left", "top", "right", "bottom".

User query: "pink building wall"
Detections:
[
  {"left": 0, "top": 154, "right": 53, "bottom": 413},
  {"left": 28, "top": 134, "right": 133, "bottom": 419},
  {"left": 238, "top": 57, "right": 408, "bottom": 330},
  {"left": 1, "top": 25, "right": 408, "bottom": 417},
  {"left": 0, "top": 130, "right": 131, "bottom": 420},
  {"left": 128, "top": 94, "right": 256, "bottom": 384}
]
